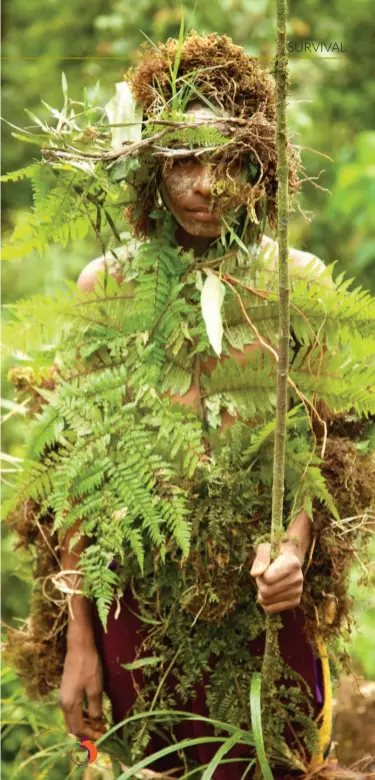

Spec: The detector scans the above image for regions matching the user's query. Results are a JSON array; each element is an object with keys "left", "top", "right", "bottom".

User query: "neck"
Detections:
[{"left": 175, "top": 223, "right": 215, "bottom": 258}]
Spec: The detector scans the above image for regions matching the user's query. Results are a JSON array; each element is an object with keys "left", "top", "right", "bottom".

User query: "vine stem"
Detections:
[{"left": 260, "top": 0, "right": 291, "bottom": 746}]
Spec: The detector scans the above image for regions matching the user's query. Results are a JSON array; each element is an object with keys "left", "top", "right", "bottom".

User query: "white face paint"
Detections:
[{"left": 159, "top": 102, "right": 241, "bottom": 239}]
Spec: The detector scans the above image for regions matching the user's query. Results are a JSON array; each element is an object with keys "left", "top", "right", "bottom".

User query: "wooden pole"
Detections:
[{"left": 261, "top": 0, "right": 290, "bottom": 738}]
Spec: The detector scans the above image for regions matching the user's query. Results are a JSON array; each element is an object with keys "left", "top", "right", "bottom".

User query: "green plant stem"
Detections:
[{"left": 261, "top": 0, "right": 291, "bottom": 739}]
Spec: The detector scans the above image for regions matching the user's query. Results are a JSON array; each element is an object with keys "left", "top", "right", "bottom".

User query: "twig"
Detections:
[
  {"left": 295, "top": 145, "right": 335, "bottom": 162},
  {"left": 220, "top": 275, "right": 327, "bottom": 458}
]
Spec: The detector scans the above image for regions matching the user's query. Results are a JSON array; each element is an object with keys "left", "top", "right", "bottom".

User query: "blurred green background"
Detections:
[{"left": 2, "top": 0, "right": 375, "bottom": 776}]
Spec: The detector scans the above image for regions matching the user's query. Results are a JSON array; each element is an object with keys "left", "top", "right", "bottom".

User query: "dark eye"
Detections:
[
  {"left": 174, "top": 155, "right": 195, "bottom": 165},
  {"left": 172, "top": 155, "right": 197, "bottom": 170}
]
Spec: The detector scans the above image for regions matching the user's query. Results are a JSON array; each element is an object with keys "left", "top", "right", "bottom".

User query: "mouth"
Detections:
[{"left": 185, "top": 207, "right": 220, "bottom": 223}]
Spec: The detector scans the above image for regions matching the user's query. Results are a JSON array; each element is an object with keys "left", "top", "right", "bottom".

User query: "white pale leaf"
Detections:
[
  {"left": 200, "top": 271, "right": 226, "bottom": 357},
  {"left": 105, "top": 81, "right": 143, "bottom": 149}
]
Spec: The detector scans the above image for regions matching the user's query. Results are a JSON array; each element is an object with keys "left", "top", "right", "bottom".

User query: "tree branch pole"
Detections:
[{"left": 261, "top": 0, "right": 290, "bottom": 731}]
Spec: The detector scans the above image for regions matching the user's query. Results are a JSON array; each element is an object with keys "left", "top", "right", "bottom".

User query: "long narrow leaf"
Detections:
[
  {"left": 117, "top": 737, "right": 228, "bottom": 780},
  {"left": 250, "top": 673, "right": 274, "bottom": 780},
  {"left": 95, "top": 708, "right": 253, "bottom": 747},
  {"left": 200, "top": 730, "right": 244, "bottom": 780},
  {"left": 184, "top": 757, "right": 255, "bottom": 779}
]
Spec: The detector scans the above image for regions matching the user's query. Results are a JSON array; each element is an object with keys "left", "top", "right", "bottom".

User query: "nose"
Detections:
[{"left": 192, "top": 164, "right": 212, "bottom": 198}]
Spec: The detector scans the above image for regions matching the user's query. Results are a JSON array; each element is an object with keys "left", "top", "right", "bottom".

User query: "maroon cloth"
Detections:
[{"left": 93, "top": 587, "right": 323, "bottom": 778}]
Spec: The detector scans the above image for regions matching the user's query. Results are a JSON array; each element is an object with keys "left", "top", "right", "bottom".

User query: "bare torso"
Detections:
[
  {"left": 152, "top": 235, "right": 319, "bottom": 434},
  {"left": 78, "top": 234, "right": 326, "bottom": 435},
  {"left": 168, "top": 338, "right": 261, "bottom": 435}
]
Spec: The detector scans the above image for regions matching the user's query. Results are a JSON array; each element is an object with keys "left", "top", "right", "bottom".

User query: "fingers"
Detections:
[
  {"left": 251, "top": 547, "right": 304, "bottom": 614},
  {"left": 86, "top": 685, "right": 103, "bottom": 720},
  {"left": 86, "top": 687, "right": 106, "bottom": 736},
  {"left": 82, "top": 716, "right": 106, "bottom": 741},
  {"left": 250, "top": 543, "right": 271, "bottom": 577},
  {"left": 66, "top": 708, "right": 104, "bottom": 741},
  {"left": 257, "top": 586, "right": 302, "bottom": 611},
  {"left": 60, "top": 695, "right": 104, "bottom": 741},
  {"left": 258, "top": 551, "right": 302, "bottom": 585},
  {"left": 257, "top": 570, "right": 303, "bottom": 598},
  {"left": 60, "top": 695, "right": 87, "bottom": 740},
  {"left": 257, "top": 580, "right": 301, "bottom": 604}
]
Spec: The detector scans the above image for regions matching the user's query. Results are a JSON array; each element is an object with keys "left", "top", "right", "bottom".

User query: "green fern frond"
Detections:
[
  {"left": 1, "top": 163, "right": 40, "bottom": 183},
  {"left": 80, "top": 544, "right": 120, "bottom": 628},
  {"left": 158, "top": 126, "right": 231, "bottom": 149}
]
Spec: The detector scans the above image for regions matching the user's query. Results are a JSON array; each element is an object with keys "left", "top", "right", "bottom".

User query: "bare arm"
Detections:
[
  {"left": 60, "top": 521, "right": 94, "bottom": 645},
  {"left": 58, "top": 511, "right": 105, "bottom": 740},
  {"left": 58, "top": 258, "right": 126, "bottom": 738}
]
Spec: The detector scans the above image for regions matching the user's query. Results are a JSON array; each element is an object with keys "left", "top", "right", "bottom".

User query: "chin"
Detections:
[{"left": 177, "top": 217, "right": 222, "bottom": 238}]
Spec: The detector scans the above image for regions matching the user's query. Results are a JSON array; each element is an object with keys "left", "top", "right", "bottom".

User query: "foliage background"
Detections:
[{"left": 1, "top": 0, "right": 375, "bottom": 776}]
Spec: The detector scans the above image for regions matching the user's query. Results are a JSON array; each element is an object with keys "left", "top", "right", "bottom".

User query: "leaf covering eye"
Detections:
[{"left": 247, "top": 159, "right": 261, "bottom": 183}]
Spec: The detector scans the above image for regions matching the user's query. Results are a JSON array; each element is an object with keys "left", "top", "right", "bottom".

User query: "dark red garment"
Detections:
[{"left": 93, "top": 587, "right": 326, "bottom": 779}]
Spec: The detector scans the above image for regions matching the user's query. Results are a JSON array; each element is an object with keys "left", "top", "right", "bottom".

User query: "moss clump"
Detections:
[
  {"left": 5, "top": 499, "right": 66, "bottom": 699},
  {"left": 128, "top": 32, "right": 276, "bottom": 122},
  {"left": 303, "top": 432, "right": 375, "bottom": 650},
  {"left": 5, "top": 367, "right": 67, "bottom": 699},
  {"left": 8, "top": 365, "right": 59, "bottom": 418}
]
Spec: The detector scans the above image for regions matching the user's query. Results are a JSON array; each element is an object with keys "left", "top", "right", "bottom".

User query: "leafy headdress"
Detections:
[{"left": 1, "top": 31, "right": 304, "bottom": 260}]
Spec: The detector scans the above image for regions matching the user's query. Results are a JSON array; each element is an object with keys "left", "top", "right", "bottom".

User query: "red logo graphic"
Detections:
[{"left": 70, "top": 738, "right": 98, "bottom": 766}]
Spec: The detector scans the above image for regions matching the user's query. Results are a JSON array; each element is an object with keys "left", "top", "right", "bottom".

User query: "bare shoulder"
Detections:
[
  {"left": 288, "top": 245, "right": 326, "bottom": 275},
  {"left": 260, "top": 235, "right": 334, "bottom": 286},
  {"left": 77, "top": 251, "right": 126, "bottom": 292}
]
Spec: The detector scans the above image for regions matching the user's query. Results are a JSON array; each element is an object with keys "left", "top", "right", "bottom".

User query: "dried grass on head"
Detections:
[{"left": 124, "top": 31, "right": 302, "bottom": 241}]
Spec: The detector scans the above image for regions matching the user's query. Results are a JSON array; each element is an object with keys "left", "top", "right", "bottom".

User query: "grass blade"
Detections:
[
  {"left": 200, "top": 730, "right": 244, "bottom": 780},
  {"left": 250, "top": 672, "right": 274, "bottom": 780},
  {"left": 96, "top": 708, "right": 253, "bottom": 746},
  {"left": 184, "top": 757, "right": 255, "bottom": 779},
  {"left": 116, "top": 736, "right": 228, "bottom": 780}
]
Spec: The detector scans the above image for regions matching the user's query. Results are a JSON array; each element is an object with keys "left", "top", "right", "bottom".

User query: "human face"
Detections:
[{"left": 159, "top": 102, "right": 242, "bottom": 240}]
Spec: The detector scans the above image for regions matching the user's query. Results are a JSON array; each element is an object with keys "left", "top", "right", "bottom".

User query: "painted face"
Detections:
[{"left": 159, "top": 102, "right": 243, "bottom": 238}]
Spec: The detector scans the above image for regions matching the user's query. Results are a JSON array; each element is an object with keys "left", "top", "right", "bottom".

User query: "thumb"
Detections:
[{"left": 250, "top": 543, "right": 271, "bottom": 577}]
